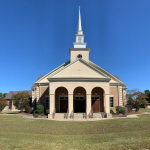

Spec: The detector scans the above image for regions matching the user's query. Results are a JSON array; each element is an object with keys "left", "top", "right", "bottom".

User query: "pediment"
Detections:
[{"left": 52, "top": 60, "right": 109, "bottom": 78}]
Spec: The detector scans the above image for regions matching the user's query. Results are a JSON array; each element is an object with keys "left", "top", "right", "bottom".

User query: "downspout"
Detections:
[
  {"left": 39, "top": 83, "right": 40, "bottom": 105},
  {"left": 117, "top": 84, "right": 119, "bottom": 106}
]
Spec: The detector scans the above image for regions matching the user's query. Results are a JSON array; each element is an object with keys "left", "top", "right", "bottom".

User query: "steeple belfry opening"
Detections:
[{"left": 69, "top": 6, "right": 90, "bottom": 62}]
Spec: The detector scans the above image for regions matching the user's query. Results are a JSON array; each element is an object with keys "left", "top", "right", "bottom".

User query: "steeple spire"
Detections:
[
  {"left": 78, "top": 6, "right": 82, "bottom": 31},
  {"left": 77, "top": 6, "right": 83, "bottom": 35},
  {"left": 73, "top": 6, "right": 86, "bottom": 48}
]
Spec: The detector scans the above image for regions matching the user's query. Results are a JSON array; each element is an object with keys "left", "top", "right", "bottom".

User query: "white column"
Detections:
[
  {"left": 86, "top": 94, "right": 91, "bottom": 118},
  {"left": 104, "top": 94, "right": 112, "bottom": 118},
  {"left": 68, "top": 94, "right": 73, "bottom": 117},
  {"left": 48, "top": 94, "right": 55, "bottom": 119}
]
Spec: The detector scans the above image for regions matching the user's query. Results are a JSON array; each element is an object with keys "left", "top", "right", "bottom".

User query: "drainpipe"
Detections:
[
  {"left": 39, "top": 83, "right": 40, "bottom": 105},
  {"left": 117, "top": 84, "right": 119, "bottom": 106}
]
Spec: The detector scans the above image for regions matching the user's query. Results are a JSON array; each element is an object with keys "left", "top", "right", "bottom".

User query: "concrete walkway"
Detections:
[
  {"left": 22, "top": 114, "right": 140, "bottom": 121},
  {"left": 1, "top": 113, "right": 148, "bottom": 121}
]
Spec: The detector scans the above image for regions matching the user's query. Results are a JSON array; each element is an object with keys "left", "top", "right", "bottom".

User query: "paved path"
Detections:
[{"left": 1, "top": 113, "right": 149, "bottom": 121}]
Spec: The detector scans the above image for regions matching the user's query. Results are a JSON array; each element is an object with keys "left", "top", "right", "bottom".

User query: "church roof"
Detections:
[
  {"left": 33, "top": 59, "right": 125, "bottom": 88},
  {"left": 4, "top": 90, "right": 32, "bottom": 99},
  {"left": 31, "top": 75, "right": 44, "bottom": 89}
]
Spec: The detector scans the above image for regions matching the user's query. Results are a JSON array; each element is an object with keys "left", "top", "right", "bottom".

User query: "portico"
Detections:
[{"left": 48, "top": 80, "right": 111, "bottom": 119}]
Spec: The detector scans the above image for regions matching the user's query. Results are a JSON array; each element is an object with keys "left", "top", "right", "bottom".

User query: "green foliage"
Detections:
[
  {"left": 33, "top": 110, "right": 38, "bottom": 118},
  {"left": 0, "top": 93, "right": 7, "bottom": 100},
  {"left": 127, "top": 89, "right": 148, "bottom": 112},
  {"left": 46, "top": 109, "right": 49, "bottom": 115},
  {"left": 12, "top": 91, "right": 30, "bottom": 112},
  {"left": 144, "top": 89, "right": 150, "bottom": 103},
  {"left": 37, "top": 105, "right": 44, "bottom": 115},
  {"left": 116, "top": 106, "right": 125, "bottom": 115},
  {"left": 0, "top": 99, "right": 8, "bottom": 112},
  {"left": 41, "top": 113, "right": 45, "bottom": 116},
  {"left": 25, "top": 105, "right": 29, "bottom": 113},
  {"left": 110, "top": 109, "right": 115, "bottom": 114}
]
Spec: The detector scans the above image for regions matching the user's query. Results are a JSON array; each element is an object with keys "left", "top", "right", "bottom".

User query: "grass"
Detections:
[
  {"left": 0, "top": 115, "right": 150, "bottom": 150},
  {"left": 139, "top": 108, "right": 150, "bottom": 112}
]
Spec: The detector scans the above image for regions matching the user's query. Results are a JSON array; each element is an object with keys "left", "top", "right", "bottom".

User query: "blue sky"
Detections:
[{"left": 0, "top": 0, "right": 150, "bottom": 93}]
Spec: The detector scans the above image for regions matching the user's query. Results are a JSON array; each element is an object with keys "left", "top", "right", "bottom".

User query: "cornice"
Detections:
[{"left": 47, "top": 77, "right": 111, "bottom": 82}]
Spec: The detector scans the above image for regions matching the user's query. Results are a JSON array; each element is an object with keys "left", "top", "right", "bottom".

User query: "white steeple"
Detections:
[
  {"left": 69, "top": 6, "right": 90, "bottom": 63},
  {"left": 73, "top": 6, "right": 87, "bottom": 48},
  {"left": 77, "top": 6, "right": 82, "bottom": 34}
]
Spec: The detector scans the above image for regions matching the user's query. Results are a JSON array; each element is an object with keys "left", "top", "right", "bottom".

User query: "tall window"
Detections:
[
  {"left": 110, "top": 97, "right": 114, "bottom": 107},
  {"left": 45, "top": 96, "right": 49, "bottom": 109}
]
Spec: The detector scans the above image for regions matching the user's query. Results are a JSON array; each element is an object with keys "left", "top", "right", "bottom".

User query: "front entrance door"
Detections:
[
  {"left": 92, "top": 97, "right": 99, "bottom": 113},
  {"left": 74, "top": 96, "right": 86, "bottom": 113},
  {"left": 60, "top": 96, "right": 68, "bottom": 113}
]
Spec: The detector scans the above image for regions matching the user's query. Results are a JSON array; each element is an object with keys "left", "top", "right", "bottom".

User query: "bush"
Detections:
[
  {"left": 33, "top": 110, "right": 38, "bottom": 118},
  {"left": 46, "top": 109, "right": 49, "bottom": 115},
  {"left": 116, "top": 106, "right": 126, "bottom": 115},
  {"left": 110, "top": 109, "right": 115, "bottom": 114},
  {"left": 25, "top": 105, "right": 29, "bottom": 113},
  {"left": 37, "top": 105, "right": 44, "bottom": 115},
  {"left": 0, "top": 99, "right": 8, "bottom": 112}
]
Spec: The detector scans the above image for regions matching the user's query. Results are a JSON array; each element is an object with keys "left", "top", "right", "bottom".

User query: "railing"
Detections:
[
  {"left": 91, "top": 107, "right": 93, "bottom": 118},
  {"left": 52, "top": 108, "right": 56, "bottom": 119},
  {"left": 86, "top": 109, "right": 87, "bottom": 119},
  {"left": 73, "top": 108, "right": 74, "bottom": 119},
  {"left": 104, "top": 109, "right": 107, "bottom": 118},
  {"left": 67, "top": 108, "right": 68, "bottom": 119}
]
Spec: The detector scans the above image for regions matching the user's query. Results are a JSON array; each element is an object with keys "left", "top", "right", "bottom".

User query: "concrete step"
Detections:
[
  {"left": 93, "top": 112, "right": 104, "bottom": 118},
  {"left": 54, "top": 113, "right": 68, "bottom": 119},
  {"left": 74, "top": 113, "right": 86, "bottom": 119}
]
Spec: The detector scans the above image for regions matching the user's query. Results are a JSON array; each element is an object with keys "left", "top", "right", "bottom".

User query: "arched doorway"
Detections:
[
  {"left": 91, "top": 87, "right": 104, "bottom": 112},
  {"left": 55, "top": 87, "right": 68, "bottom": 113},
  {"left": 73, "top": 87, "right": 86, "bottom": 113}
]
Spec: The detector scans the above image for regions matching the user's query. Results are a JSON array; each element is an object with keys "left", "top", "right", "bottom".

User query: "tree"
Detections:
[
  {"left": 0, "top": 99, "right": 8, "bottom": 112},
  {"left": 12, "top": 91, "right": 30, "bottom": 112},
  {"left": 144, "top": 89, "right": 150, "bottom": 103},
  {"left": 126, "top": 89, "right": 148, "bottom": 112},
  {"left": 0, "top": 92, "right": 7, "bottom": 100}
]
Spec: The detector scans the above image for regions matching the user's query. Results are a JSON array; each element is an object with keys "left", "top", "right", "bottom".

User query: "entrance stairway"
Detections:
[
  {"left": 54, "top": 112, "right": 105, "bottom": 119},
  {"left": 93, "top": 113, "right": 104, "bottom": 118}
]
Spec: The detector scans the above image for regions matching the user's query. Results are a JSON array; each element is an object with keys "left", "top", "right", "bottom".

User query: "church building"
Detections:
[{"left": 31, "top": 7, "right": 127, "bottom": 119}]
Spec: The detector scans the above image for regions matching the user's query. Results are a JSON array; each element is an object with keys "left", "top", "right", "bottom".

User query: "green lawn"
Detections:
[
  {"left": 139, "top": 108, "right": 150, "bottom": 112},
  {"left": 0, "top": 115, "right": 150, "bottom": 150}
]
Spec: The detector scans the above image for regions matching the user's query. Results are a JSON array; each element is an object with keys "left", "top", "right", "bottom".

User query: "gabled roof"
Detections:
[
  {"left": 34, "top": 59, "right": 125, "bottom": 86},
  {"left": 47, "top": 58, "right": 111, "bottom": 79},
  {"left": 4, "top": 90, "right": 32, "bottom": 99},
  {"left": 113, "top": 75, "right": 127, "bottom": 88},
  {"left": 34, "top": 61, "right": 70, "bottom": 84},
  {"left": 31, "top": 75, "right": 44, "bottom": 89}
]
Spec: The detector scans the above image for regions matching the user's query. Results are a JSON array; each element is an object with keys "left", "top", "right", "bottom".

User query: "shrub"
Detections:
[
  {"left": 116, "top": 106, "right": 126, "bottom": 115},
  {"left": 33, "top": 110, "right": 38, "bottom": 118},
  {"left": 110, "top": 109, "right": 115, "bottom": 114},
  {"left": 41, "top": 113, "right": 45, "bottom": 116},
  {"left": 46, "top": 109, "right": 49, "bottom": 115},
  {"left": 25, "top": 105, "right": 29, "bottom": 113},
  {"left": 37, "top": 105, "right": 44, "bottom": 115},
  {"left": 0, "top": 99, "right": 8, "bottom": 112}
]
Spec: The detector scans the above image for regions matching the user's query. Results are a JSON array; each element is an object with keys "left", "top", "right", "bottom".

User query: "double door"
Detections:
[{"left": 92, "top": 96, "right": 99, "bottom": 113}]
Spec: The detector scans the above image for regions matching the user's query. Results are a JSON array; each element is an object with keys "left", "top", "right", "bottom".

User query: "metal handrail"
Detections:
[
  {"left": 104, "top": 109, "right": 107, "bottom": 118},
  {"left": 53, "top": 108, "right": 56, "bottom": 119},
  {"left": 91, "top": 107, "right": 93, "bottom": 118},
  {"left": 73, "top": 108, "right": 74, "bottom": 119},
  {"left": 86, "top": 109, "right": 87, "bottom": 119},
  {"left": 67, "top": 108, "right": 68, "bottom": 119}
]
